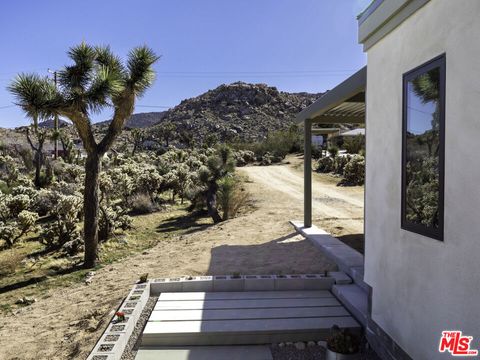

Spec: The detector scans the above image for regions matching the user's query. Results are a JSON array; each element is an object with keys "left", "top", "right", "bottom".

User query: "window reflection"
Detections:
[{"left": 404, "top": 66, "right": 441, "bottom": 230}]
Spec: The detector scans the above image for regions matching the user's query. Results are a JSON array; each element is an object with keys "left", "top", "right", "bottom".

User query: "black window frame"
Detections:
[{"left": 401, "top": 54, "right": 446, "bottom": 241}]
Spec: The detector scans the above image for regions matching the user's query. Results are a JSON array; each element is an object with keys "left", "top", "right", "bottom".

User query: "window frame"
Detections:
[{"left": 401, "top": 54, "right": 446, "bottom": 241}]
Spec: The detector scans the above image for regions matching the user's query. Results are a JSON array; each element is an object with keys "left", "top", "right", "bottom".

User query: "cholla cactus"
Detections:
[{"left": 0, "top": 210, "right": 39, "bottom": 247}]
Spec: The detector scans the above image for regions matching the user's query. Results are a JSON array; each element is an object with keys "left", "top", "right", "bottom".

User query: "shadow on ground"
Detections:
[
  {"left": 156, "top": 210, "right": 213, "bottom": 235},
  {"left": 206, "top": 232, "right": 336, "bottom": 275},
  {"left": 336, "top": 234, "right": 364, "bottom": 254}
]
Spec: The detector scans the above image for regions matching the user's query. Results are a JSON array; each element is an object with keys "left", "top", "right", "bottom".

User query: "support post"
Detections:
[{"left": 304, "top": 118, "right": 312, "bottom": 228}]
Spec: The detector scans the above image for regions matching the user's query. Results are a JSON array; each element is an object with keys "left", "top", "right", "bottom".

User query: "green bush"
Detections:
[
  {"left": 317, "top": 156, "right": 335, "bottom": 173},
  {"left": 341, "top": 155, "right": 365, "bottom": 185},
  {"left": 343, "top": 135, "right": 365, "bottom": 154},
  {"left": 130, "top": 193, "right": 156, "bottom": 214},
  {"left": 217, "top": 176, "right": 248, "bottom": 220}
]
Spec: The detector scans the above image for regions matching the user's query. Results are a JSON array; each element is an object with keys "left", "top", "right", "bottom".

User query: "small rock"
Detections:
[
  {"left": 294, "top": 342, "right": 306, "bottom": 350},
  {"left": 307, "top": 341, "right": 316, "bottom": 347},
  {"left": 278, "top": 342, "right": 285, "bottom": 348},
  {"left": 286, "top": 342, "right": 293, "bottom": 346},
  {"left": 317, "top": 340, "right": 327, "bottom": 347},
  {"left": 69, "top": 320, "right": 80, "bottom": 327},
  {"left": 142, "top": 251, "right": 148, "bottom": 255}
]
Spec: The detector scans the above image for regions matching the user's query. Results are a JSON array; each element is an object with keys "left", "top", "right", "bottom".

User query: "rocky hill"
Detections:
[
  {"left": 95, "top": 111, "right": 167, "bottom": 129},
  {"left": 5, "top": 82, "right": 323, "bottom": 146},
  {"left": 152, "top": 82, "right": 321, "bottom": 142}
]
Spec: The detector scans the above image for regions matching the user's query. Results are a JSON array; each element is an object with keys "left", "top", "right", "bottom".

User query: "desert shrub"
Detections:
[
  {"left": 39, "top": 194, "right": 82, "bottom": 250},
  {"left": 0, "top": 250, "right": 25, "bottom": 275},
  {"left": 0, "top": 210, "right": 39, "bottom": 247},
  {"left": 99, "top": 205, "right": 132, "bottom": 241},
  {"left": 233, "top": 150, "right": 255, "bottom": 167},
  {"left": 217, "top": 176, "right": 248, "bottom": 220},
  {"left": 130, "top": 193, "right": 155, "bottom": 214},
  {"left": 341, "top": 155, "right": 365, "bottom": 185},
  {"left": 343, "top": 135, "right": 365, "bottom": 154},
  {"left": 328, "top": 145, "right": 339, "bottom": 157},
  {"left": 311, "top": 146, "right": 323, "bottom": 160},
  {"left": 33, "top": 189, "right": 57, "bottom": 216},
  {"left": 0, "top": 155, "right": 19, "bottom": 186},
  {"left": 259, "top": 152, "right": 283, "bottom": 165},
  {"left": 333, "top": 155, "right": 351, "bottom": 175},
  {"left": 317, "top": 156, "right": 335, "bottom": 173}
]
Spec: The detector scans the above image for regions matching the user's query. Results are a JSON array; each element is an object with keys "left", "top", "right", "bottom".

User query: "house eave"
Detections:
[{"left": 358, "top": 0, "right": 430, "bottom": 51}]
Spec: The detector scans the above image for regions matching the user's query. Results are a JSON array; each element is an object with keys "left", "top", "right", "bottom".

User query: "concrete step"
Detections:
[
  {"left": 154, "top": 297, "right": 341, "bottom": 310},
  {"left": 332, "top": 284, "right": 368, "bottom": 326},
  {"left": 135, "top": 345, "right": 273, "bottom": 360},
  {"left": 150, "top": 306, "right": 350, "bottom": 321},
  {"left": 158, "top": 290, "right": 333, "bottom": 300},
  {"left": 141, "top": 291, "right": 361, "bottom": 346}
]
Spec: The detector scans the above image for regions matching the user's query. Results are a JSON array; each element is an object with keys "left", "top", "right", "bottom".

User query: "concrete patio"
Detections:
[{"left": 136, "top": 290, "right": 360, "bottom": 358}]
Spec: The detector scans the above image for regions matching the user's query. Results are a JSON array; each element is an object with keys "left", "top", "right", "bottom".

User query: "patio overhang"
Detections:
[
  {"left": 298, "top": 67, "right": 366, "bottom": 228},
  {"left": 296, "top": 66, "right": 366, "bottom": 125}
]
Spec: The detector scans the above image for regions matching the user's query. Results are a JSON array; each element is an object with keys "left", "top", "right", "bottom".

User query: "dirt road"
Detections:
[{"left": 239, "top": 159, "right": 364, "bottom": 236}]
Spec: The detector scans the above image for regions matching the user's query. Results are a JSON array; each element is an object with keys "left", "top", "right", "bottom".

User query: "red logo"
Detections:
[{"left": 439, "top": 331, "right": 478, "bottom": 356}]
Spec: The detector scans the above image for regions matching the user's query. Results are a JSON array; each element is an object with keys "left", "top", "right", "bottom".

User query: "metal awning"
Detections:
[{"left": 296, "top": 66, "right": 366, "bottom": 124}]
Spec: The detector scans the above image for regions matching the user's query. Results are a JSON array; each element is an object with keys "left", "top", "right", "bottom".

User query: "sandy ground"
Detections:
[{"left": 0, "top": 157, "right": 364, "bottom": 360}]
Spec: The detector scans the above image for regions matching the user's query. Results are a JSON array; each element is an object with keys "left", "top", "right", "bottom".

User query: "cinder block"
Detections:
[
  {"left": 89, "top": 334, "right": 125, "bottom": 360},
  {"left": 274, "top": 275, "right": 304, "bottom": 290},
  {"left": 86, "top": 353, "right": 116, "bottom": 360},
  {"left": 302, "top": 274, "right": 335, "bottom": 290},
  {"left": 213, "top": 275, "right": 245, "bottom": 291},
  {"left": 150, "top": 277, "right": 183, "bottom": 294},
  {"left": 127, "top": 286, "right": 148, "bottom": 307},
  {"left": 328, "top": 271, "right": 353, "bottom": 285},
  {"left": 244, "top": 275, "right": 275, "bottom": 291},
  {"left": 182, "top": 276, "right": 213, "bottom": 292}
]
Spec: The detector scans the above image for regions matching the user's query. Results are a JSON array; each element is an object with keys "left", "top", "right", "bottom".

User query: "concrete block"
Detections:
[
  {"left": 182, "top": 276, "right": 213, "bottom": 292},
  {"left": 86, "top": 353, "right": 116, "bottom": 360},
  {"left": 328, "top": 271, "right": 353, "bottom": 285},
  {"left": 274, "top": 275, "right": 304, "bottom": 290},
  {"left": 90, "top": 338, "right": 124, "bottom": 360},
  {"left": 302, "top": 274, "right": 335, "bottom": 290},
  {"left": 332, "top": 284, "right": 368, "bottom": 326},
  {"left": 213, "top": 275, "right": 245, "bottom": 292},
  {"left": 244, "top": 275, "right": 275, "bottom": 291},
  {"left": 150, "top": 277, "right": 183, "bottom": 295},
  {"left": 127, "top": 286, "right": 148, "bottom": 307}
]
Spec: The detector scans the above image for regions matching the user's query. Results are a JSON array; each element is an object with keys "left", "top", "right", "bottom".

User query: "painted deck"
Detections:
[{"left": 140, "top": 290, "right": 360, "bottom": 347}]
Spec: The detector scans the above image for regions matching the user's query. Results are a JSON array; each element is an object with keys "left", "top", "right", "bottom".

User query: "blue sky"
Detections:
[{"left": 0, "top": 0, "right": 369, "bottom": 128}]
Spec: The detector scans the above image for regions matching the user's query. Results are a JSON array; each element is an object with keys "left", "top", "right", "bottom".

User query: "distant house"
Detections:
[
  {"left": 338, "top": 128, "right": 364, "bottom": 137},
  {"left": 296, "top": 1, "right": 480, "bottom": 359}
]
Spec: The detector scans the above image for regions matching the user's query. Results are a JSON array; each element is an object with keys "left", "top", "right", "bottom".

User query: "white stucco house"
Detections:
[{"left": 295, "top": 1, "right": 480, "bottom": 358}]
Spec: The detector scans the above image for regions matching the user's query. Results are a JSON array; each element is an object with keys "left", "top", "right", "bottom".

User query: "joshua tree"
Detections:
[
  {"left": 127, "top": 128, "right": 146, "bottom": 156},
  {"left": 198, "top": 145, "right": 235, "bottom": 223},
  {"left": 9, "top": 43, "right": 159, "bottom": 267}
]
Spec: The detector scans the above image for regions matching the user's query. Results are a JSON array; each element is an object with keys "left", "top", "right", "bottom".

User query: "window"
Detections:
[{"left": 402, "top": 54, "right": 445, "bottom": 240}]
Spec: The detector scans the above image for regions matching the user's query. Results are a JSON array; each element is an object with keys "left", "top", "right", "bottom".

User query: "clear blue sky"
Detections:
[{"left": 0, "top": 0, "right": 369, "bottom": 128}]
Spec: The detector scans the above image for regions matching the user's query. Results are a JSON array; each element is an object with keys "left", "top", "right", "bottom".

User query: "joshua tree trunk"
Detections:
[
  {"left": 83, "top": 152, "right": 101, "bottom": 268},
  {"left": 34, "top": 150, "right": 43, "bottom": 188},
  {"left": 206, "top": 182, "right": 222, "bottom": 223}
]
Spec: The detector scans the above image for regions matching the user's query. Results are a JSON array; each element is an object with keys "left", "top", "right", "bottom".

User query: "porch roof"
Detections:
[{"left": 296, "top": 66, "right": 366, "bottom": 125}]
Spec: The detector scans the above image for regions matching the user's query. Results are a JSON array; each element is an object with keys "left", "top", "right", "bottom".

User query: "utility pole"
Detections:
[{"left": 48, "top": 69, "right": 59, "bottom": 159}]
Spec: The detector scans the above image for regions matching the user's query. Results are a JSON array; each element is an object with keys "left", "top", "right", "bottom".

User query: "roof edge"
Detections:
[{"left": 296, "top": 66, "right": 366, "bottom": 124}]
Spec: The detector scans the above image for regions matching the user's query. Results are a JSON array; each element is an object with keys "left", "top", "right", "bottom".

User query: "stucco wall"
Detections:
[{"left": 364, "top": 1, "right": 480, "bottom": 358}]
